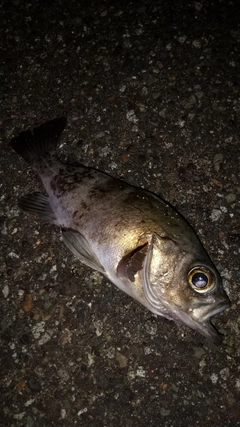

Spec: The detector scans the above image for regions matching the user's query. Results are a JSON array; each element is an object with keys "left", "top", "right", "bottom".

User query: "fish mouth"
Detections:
[
  {"left": 197, "top": 318, "right": 226, "bottom": 345},
  {"left": 190, "top": 299, "right": 231, "bottom": 345},
  {"left": 192, "top": 300, "right": 231, "bottom": 323}
]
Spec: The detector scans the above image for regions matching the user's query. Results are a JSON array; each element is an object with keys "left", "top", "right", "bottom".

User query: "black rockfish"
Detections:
[{"left": 10, "top": 118, "right": 230, "bottom": 344}]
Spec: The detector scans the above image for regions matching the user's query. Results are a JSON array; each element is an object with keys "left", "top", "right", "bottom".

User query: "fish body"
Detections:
[{"left": 10, "top": 118, "right": 230, "bottom": 344}]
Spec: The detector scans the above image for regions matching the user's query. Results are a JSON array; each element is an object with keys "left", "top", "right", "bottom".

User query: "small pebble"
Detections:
[
  {"left": 161, "top": 408, "right": 170, "bottom": 416},
  {"left": 225, "top": 193, "right": 236, "bottom": 203},
  {"left": 213, "top": 153, "right": 224, "bottom": 172},
  {"left": 2, "top": 284, "right": 9, "bottom": 298},
  {"left": 58, "top": 369, "right": 70, "bottom": 382},
  {"left": 126, "top": 110, "right": 138, "bottom": 123},
  {"left": 211, "top": 209, "right": 222, "bottom": 221},
  {"left": 116, "top": 351, "right": 128, "bottom": 368}
]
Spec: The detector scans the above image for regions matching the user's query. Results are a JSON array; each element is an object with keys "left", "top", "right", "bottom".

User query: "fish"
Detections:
[{"left": 10, "top": 117, "right": 230, "bottom": 344}]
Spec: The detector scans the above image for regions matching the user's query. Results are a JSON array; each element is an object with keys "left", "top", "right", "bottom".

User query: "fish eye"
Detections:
[{"left": 188, "top": 267, "right": 216, "bottom": 294}]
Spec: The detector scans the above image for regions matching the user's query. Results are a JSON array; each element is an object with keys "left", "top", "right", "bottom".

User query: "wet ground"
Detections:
[{"left": 1, "top": 1, "right": 240, "bottom": 426}]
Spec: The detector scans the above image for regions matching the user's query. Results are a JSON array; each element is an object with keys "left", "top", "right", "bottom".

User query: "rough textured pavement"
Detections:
[{"left": 1, "top": 1, "right": 240, "bottom": 426}]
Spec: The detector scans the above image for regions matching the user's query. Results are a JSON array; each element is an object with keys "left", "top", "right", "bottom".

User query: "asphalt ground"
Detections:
[{"left": 1, "top": 1, "right": 240, "bottom": 426}]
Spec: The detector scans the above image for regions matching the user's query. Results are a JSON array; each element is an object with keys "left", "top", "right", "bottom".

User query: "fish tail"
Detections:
[{"left": 10, "top": 117, "right": 67, "bottom": 166}]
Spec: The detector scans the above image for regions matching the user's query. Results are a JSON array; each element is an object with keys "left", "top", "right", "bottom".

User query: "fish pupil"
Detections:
[{"left": 192, "top": 272, "right": 208, "bottom": 288}]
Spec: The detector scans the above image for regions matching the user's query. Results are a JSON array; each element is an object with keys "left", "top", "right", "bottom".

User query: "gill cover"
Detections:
[{"left": 141, "top": 233, "right": 179, "bottom": 316}]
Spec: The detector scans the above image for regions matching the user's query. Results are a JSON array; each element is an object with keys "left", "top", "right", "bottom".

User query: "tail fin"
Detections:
[{"left": 10, "top": 117, "right": 67, "bottom": 166}]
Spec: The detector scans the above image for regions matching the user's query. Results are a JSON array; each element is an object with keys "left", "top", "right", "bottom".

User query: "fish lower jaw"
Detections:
[{"left": 190, "top": 300, "right": 231, "bottom": 323}]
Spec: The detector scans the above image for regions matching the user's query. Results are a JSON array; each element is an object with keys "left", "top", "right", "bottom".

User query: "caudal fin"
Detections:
[{"left": 10, "top": 117, "right": 67, "bottom": 166}]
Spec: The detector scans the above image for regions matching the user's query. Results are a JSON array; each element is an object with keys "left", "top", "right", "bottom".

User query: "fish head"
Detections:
[{"left": 141, "top": 233, "right": 231, "bottom": 344}]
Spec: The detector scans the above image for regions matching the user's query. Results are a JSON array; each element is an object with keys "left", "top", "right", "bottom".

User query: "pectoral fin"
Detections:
[
  {"left": 62, "top": 229, "right": 105, "bottom": 273},
  {"left": 117, "top": 243, "right": 148, "bottom": 282},
  {"left": 18, "top": 192, "right": 58, "bottom": 225}
]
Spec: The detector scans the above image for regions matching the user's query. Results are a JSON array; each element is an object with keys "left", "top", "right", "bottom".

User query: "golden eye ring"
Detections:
[{"left": 188, "top": 267, "right": 216, "bottom": 294}]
